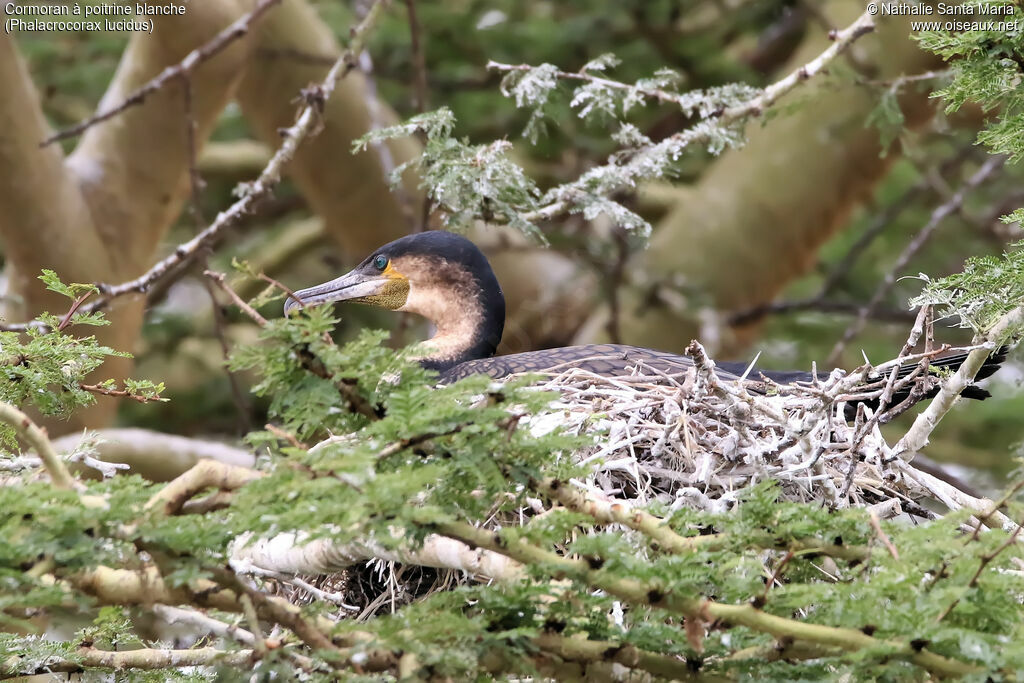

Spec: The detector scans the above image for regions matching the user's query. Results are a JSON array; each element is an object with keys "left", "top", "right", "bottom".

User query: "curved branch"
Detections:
[
  {"left": 52, "top": 428, "right": 255, "bottom": 482},
  {"left": 68, "top": 0, "right": 387, "bottom": 323},
  {"left": 70, "top": 565, "right": 240, "bottom": 612},
  {"left": 42, "top": 0, "right": 282, "bottom": 147},
  {"left": 231, "top": 529, "right": 523, "bottom": 581},
  {"left": 522, "top": 7, "right": 876, "bottom": 224},
  {"left": 0, "top": 400, "right": 78, "bottom": 491},
  {"left": 145, "top": 459, "right": 262, "bottom": 515}
]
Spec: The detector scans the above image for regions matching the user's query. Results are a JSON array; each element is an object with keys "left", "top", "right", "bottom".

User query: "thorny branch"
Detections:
[
  {"left": 77, "top": 381, "right": 166, "bottom": 404},
  {"left": 204, "top": 270, "right": 269, "bottom": 325},
  {"left": 404, "top": 0, "right": 429, "bottom": 114},
  {"left": 894, "top": 303, "right": 1024, "bottom": 462}
]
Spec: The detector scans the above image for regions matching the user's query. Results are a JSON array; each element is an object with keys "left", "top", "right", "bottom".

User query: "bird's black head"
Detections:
[{"left": 285, "top": 231, "right": 506, "bottom": 372}]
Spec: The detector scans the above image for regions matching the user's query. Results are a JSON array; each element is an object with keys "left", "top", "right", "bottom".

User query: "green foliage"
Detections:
[
  {"left": 320, "top": 479, "right": 1024, "bottom": 680},
  {"left": 911, "top": 243, "right": 1024, "bottom": 336},
  {"left": 4, "top": 299, "right": 1024, "bottom": 678},
  {"left": 0, "top": 324, "right": 121, "bottom": 421},
  {"left": 918, "top": 2, "right": 1024, "bottom": 159},
  {"left": 912, "top": 6, "right": 1024, "bottom": 337},
  {"left": 227, "top": 306, "right": 584, "bottom": 541},
  {"left": 355, "top": 109, "right": 545, "bottom": 238},
  {"left": 0, "top": 272, "right": 163, "bottom": 450},
  {"left": 76, "top": 606, "right": 141, "bottom": 650},
  {"left": 866, "top": 87, "right": 908, "bottom": 155}
]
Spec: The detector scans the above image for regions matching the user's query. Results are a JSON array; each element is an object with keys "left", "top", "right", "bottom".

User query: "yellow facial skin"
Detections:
[
  {"left": 346, "top": 262, "right": 410, "bottom": 310},
  {"left": 285, "top": 247, "right": 494, "bottom": 369}
]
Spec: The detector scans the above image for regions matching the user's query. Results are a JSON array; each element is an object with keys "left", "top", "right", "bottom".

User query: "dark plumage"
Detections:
[{"left": 285, "top": 231, "right": 1006, "bottom": 409}]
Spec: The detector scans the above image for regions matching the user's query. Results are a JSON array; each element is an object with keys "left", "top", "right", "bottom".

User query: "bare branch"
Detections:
[
  {"left": 145, "top": 459, "right": 262, "bottom": 516},
  {"left": 78, "top": 382, "right": 165, "bottom": 404},
  {"left": 828, "top": 156, "right": 1006, "bottom": 365},
  {"left": 868, "top": 511, "right": 899, "bottom": 560},
  {"left": 204, "top": 269, "right": 269, "bottom": 325},
  {"left": 0, "top": 0, "right": 390, "bottom": 336},
  {"left": 894, "top": 304, "right": 1024, "bottom": 462},
  {"left": 51, "top": 427, "right": 255, "bottom": 482},
  {"left": 404, "top": 0, "right": 429, "bottom": 113},
  {"left": 231, "top": 529, "right": 524, "bottom": 582},
  {"left": 719, "top": 10, "right": 876, "bottom": 121},
  {"left": 41, "top": 0, "right": 283, "bottom": 147}
]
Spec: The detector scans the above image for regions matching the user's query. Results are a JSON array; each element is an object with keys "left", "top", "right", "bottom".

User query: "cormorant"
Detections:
[{"left": 283, "top": 231, "right": 1005, "bottom": 404}]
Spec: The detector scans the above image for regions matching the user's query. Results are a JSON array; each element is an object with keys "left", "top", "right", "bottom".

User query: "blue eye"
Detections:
[{"left": 373, "top": 255, "right": 389, "bottom": 271}]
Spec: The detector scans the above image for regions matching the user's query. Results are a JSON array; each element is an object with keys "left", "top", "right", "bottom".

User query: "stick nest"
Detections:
[{"left": 524, "top": 341, "right": 991, "bottom": 523}]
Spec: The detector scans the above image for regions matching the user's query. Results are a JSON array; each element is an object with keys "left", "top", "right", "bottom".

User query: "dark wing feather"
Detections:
[
  {"left": 440, "top": 343, "right": 1009, "bottom": 408},
  {"left": 440, "top": 344, "right": 744, "bottom": 384}
]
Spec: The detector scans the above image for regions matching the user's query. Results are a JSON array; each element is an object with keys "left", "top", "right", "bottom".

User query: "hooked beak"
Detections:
[{"left": 283, "top": 270, "right": 392, "bottom": 316}]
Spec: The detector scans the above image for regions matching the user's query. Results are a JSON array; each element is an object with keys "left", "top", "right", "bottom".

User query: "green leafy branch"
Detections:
[
  {"left": 0, "top": 271, "right": 165, "bottom": 442},
  {"left": 354, "top": 9, "right": 877, "bottom": 239},
  {"left": 910, "top": 1, "right": 1024, "bottom": 338},
  {"left": 3, "top": 290, "right": 1024, "bottom": 678}
]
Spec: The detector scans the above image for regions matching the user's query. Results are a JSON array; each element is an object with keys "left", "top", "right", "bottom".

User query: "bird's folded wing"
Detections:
[{"left": 439, "top": 344, "right": 747, "bottom": 384}]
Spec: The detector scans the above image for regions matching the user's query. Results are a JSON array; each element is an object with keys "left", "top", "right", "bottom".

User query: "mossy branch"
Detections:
[
  {"left": 535, "top": 477, "right": 870, "bottom": 561},
  {"left": 2, "top": 646, "right": 256, "bottom": 677},
  {"left": 433, "top": 519, "right": 979, "bottom": 678}
]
